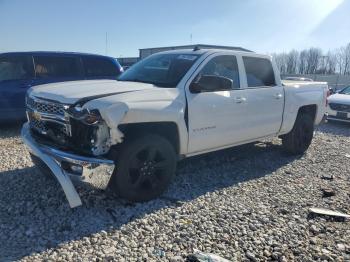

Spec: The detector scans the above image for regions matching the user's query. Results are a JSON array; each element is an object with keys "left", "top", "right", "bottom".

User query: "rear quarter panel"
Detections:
[{"left": 279, "top": 82, "right": 327, "bottom": 135}]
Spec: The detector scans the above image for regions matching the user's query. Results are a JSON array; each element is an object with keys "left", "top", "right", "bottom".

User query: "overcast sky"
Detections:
[{"left": 0, "top": 0, "right": 349, "bottom": 57}]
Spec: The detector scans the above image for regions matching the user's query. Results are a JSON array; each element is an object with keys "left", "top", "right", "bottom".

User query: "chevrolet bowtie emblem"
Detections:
[{"left": 31, "top": 111, "right": 41, "bottom": 121}]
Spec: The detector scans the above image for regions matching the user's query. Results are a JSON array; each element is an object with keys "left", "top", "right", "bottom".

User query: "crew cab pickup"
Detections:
[{"left": 21, "top": 49, "right": 328, "bottom": 207}]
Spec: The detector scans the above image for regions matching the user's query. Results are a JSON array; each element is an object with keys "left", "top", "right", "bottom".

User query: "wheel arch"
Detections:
[
  {"left": 117, "top": 122, "right": 181, "bottom": 156},
  {"left": 280, "top": 104, "right": 318, "bottom": 135},
  {"left": 297, "top": 104, "right": 317, "bottom": 122}
]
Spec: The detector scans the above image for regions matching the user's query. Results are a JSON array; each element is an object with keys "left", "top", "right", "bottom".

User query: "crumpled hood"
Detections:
[
  {"left": 328, "top": 93, "right": 350, "bottom": 104},
  {"left": 29, "top": 79, "right": 155, "bottom": 104}
]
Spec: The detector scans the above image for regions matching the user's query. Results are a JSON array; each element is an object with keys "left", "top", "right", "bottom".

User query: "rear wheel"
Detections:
[
  {"left": 109, "top": 134, "right": 177, "bottom": 202},
  {"left": 282, "top": 113, "right": 314, "bottom": 155}
]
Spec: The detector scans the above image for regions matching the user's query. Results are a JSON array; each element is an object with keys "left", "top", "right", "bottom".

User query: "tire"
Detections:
[
  {"left": 282, "top": 113, "right": 314, "bottom": 155},
  {"left": 30, "top": 153, "right": 55, "bottom": 180},
  {"left": 109, "top": 134, "right": 177, "bottom": 202}
]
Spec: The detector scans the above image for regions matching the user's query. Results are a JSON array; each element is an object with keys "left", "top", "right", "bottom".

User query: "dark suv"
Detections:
[{"left": 0, "top": 52, "right": 123, "bottom": 121}]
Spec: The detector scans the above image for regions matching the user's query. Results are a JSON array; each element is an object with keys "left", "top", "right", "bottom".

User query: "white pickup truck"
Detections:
[{"left": 22, "top": 48, "right": 328, "bottom": 207}]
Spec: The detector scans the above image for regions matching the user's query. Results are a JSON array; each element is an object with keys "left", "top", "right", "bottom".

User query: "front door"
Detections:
[{"left": 186, "top": 54, "right": 247, "bottom": 153}]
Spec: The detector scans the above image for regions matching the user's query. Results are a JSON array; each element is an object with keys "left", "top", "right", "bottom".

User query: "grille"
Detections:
[
  {"left": 29, "top": 118, "right": 48, "bottom": 134},
  {"left": 26, "top": 96, "right": 71, "bottom": 136},
  {"left": 28, "top": 115, "right": 70, "bottom": 135},
  {"left": 329, "top": 103, "right": 350, "bottom": 113},
  {"left": 26, "top": 96, "right": 65, "bottom": 116}
]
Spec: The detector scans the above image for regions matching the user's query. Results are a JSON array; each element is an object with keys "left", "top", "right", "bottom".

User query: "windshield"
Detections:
[
  {"left": 118, "top": 53, "right": 200, "bottom": 87},
  {"left": 339, "top": 86, "right": 350, "bottom": 95}
]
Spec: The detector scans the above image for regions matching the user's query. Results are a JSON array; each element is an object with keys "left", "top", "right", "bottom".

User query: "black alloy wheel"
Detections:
[{"left": 109, "top": 134, "right": 177, "bottom": 202}]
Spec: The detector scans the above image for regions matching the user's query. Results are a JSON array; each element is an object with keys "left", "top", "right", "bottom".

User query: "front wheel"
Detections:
[
  {"left": 282, "top": 113, "right": 314, "bottom": 155},
  {"left": 109, "top": 134, "right": 177, "bottom": 202}
]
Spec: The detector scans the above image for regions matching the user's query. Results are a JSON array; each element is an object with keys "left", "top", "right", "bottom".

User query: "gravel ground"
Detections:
[{"left": 0, "top": 122, "right": 349, "bottom": 261}]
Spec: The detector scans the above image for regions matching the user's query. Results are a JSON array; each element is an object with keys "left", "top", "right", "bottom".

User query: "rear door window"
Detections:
[
  {"left": 33, "top": 56, "right": 81, "bottom": 78},
  {"left": 0, "top": 55, "right": 34, "bottom": 82},
  {"left": 82, "top": 56, "right": 119, "bottom": 77},
  {"left": 243, "top": 56, "right": 276, "bottom": 87}
]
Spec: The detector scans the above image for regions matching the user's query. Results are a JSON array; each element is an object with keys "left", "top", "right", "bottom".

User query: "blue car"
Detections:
[{"left": 0, "top": 52, "right": 123, "bottom": 121}]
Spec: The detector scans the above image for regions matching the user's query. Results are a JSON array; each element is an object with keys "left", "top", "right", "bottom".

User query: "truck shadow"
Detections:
[
  {"left": 0, "top": 141, "right": 301, "bottom": 261},
  {"left": 316, "top": 121, "right": 350, "bottom": 137}
]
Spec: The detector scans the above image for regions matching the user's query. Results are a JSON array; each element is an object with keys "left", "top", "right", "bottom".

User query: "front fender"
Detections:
[{"left": 84, "top": 99, "right": 188, "bottom": 155}]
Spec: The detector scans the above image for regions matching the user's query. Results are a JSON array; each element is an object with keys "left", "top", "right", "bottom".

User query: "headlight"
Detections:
[
  {"left": 83, "top": 111, "right": 101, "bottom": 125},
  {"left": 68, "top": 107, "right": 102, "bottom": 125}
]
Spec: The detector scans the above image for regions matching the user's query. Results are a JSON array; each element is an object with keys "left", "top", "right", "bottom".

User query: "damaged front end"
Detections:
[
  {"left": 26, "top": 95, "right": 117, "bottom": 157},
  {"left": 23, "top": 94, "right": 121, "bottom": 207},
  {"left": 67, "top": 106, "right": 113, "bottom": 156}
]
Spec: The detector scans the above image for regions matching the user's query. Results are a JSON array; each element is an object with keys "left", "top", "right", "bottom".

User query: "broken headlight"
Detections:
[
  {"left": 83, "top": 111, "right": 101, "bottom": 125},
  {"left": 68, "top": 107, "right": 102, "bottom": 125}
]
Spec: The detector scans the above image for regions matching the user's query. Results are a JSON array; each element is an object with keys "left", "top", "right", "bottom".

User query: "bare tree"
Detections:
[
  {"left": 286, "top": 50, "right": 299, "bottom": 74},
  {"left": 273, "top": 42, "right": 350, "bottom": 75},
  {"left": 298, "top": 50, "right": 308, "bottom": 74},
  {"left": 273, "top": 52, "right": 288, "bottom": 74},
  {"left": 335, "top": 48, "right": 344, "bottom": 74},
  {"left": 325, "top": 50, "right": 337, "bottom": 74},
  {"left": 343, "top": 43, "right": 350, "bottom": 75},
  {"left": 305, "top": 48, "right": 322, "bottom": 74}
]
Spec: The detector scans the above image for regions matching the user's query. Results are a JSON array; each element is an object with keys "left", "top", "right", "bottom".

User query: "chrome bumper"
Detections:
[
  {"left": 21, "top": 123, "right": 115, "bottom": 208},
  {"left": 326, "top": 112, "right": 350, "bottom": 123},
  {"left": 327, "top": 116, "right": 350, "bottom": 123}
]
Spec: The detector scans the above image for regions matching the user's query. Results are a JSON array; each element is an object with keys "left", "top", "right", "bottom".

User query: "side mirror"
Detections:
[
  {"left": 189, "top": 81, "right": 202, "bottom": 93},
  {"left": 189, "top": 75, "right": 233, "bottom": 93}
]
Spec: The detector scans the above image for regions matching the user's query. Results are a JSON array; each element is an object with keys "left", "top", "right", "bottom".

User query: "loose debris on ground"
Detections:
[
  {"left": 0, "top": 122, "right": 349, "bottom": 261},
  {"left": 309, "top": 208, "right": 350, "bottom": 220}
]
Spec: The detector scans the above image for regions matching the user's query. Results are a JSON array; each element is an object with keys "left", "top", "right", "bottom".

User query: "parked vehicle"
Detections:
[
  {"left": 0, "top": 52, "right": 123, "bottom": 121},
  {"left": 21, "top": 48, "right": 328, "bottom": 207},
  {"left": 327, "top": 86, "right": 350, "bottom": 123},
  {"left": 284, "top": 76, "right": 313, "bottom": 82}
]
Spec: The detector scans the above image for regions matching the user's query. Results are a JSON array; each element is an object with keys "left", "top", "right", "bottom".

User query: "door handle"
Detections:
[
  {"left": 235, "top": 97, "right": 246, "bottom": 103},
  {"left": 274, "top": 93, "right": 283, "bottom": 99}
]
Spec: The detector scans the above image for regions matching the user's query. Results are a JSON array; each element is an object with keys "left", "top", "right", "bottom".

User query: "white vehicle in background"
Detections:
[
  {"left": 327, "top": 86, "right": 350, "bottom": 123},
  {"left": 21, "top": 48, "right": 329, "bottom": 207}
]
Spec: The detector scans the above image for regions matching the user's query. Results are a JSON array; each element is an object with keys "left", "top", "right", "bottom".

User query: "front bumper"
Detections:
[
  {"left": 326, "top": 109, "right": 350, "bottom": 123},
  {"left": 21, "top": 123, "right": 115, "bottom": 208}
]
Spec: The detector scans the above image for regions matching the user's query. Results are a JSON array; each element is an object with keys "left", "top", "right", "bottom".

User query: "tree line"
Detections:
[{"left": 272, "top": 43, "right": 350, "bottom": 75}]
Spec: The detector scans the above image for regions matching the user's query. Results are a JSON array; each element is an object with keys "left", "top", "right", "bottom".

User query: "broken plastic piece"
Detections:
[
  {"left": 186, "top": 249, "right": 231, "bottom": 262},
  {"left": 309, "top": 208, "right": 350, "bottom": 219},
  {"left": 153, "top": 249, "right": 165, "bottom": 258},
  {"left": 321, "top": 188, "right": 336, "bottom": 198},
  {"left": 321, "top": 175, "right": 334, "bottom": 181}
]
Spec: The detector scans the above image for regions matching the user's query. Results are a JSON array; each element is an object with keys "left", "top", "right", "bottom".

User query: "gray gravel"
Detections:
[{"left": 0, "top": 122, "right": 349, "bottom": 261}]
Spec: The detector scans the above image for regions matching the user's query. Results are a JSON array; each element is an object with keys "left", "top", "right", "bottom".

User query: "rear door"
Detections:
[
  {"left": 0, "top": 54, "right": 34, "bottom": 120},
  {"left": 81, "top": 56, "right": 122, "bottom": 80},
  {"left": 32, "top": 55, "right": 83, "bottom": 86},
  {"left": 239, "top": 56, "right": 284, "bottom": 139}
]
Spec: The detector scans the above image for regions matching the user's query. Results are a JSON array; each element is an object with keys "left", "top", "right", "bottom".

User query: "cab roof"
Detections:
[{"left": 155, "top": 48, "right": 271, "bottom": 60}]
